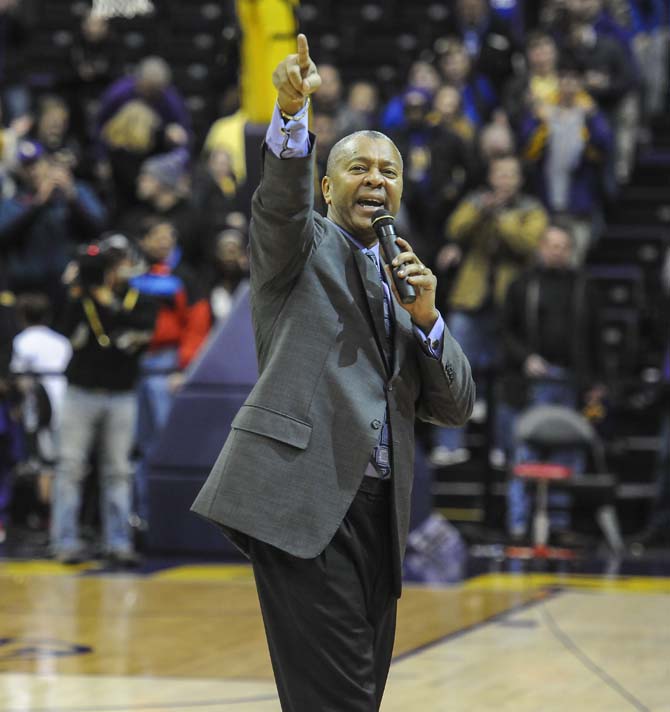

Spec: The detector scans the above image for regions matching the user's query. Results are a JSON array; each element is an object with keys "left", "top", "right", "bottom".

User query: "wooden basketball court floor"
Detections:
[{"left": 0, "top": 560, "right": 668, "bottom": 711}]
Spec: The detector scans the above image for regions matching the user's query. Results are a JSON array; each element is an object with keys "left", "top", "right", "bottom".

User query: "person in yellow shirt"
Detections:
[{"left": 431, "top": 155, "right": 548, "bottom": 466}]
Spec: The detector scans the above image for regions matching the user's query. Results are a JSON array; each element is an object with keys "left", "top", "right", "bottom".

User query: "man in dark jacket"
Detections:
[{"left": 500, "top": 223, "right": 598, "bottom": 537}]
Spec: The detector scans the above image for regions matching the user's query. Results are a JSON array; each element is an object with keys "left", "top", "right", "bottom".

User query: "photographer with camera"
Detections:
[
  {"left": 50, "top": 235, "right": 157, "bottom": 566},
  {"left": 0, "top": 139, "right": 107, "bottom": 312}
]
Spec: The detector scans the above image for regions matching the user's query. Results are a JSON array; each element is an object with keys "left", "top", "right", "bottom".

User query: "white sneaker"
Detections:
[
  {"left": 489, "top": 448, "right": 507, "bottom": 468},
  {"left": 429, "top": 446, "right": 471, "bottom": 467},
  {"left": 470, "top": 400, "right": 487, "bottom": 423},
  {"left": 509, "top": 525, "right": 526, "bottom": 542}
]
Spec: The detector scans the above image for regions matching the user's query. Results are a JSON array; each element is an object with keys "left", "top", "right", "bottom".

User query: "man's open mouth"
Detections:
[{"left": 356, "top": 198, "right": 385, "bottom": 208}]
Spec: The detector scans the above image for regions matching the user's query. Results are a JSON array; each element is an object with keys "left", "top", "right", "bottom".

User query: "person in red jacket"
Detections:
[{"left": 130, "top": 215, "right": 211, "bottom": 533}]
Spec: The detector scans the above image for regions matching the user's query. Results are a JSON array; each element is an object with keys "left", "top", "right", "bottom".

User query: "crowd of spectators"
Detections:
[{"left": 0, "top": 0, "right": 668, "bottom": 559}]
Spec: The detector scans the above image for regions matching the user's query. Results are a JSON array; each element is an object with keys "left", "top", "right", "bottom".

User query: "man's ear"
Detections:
[{"left": 321, "top": 175, "right": 332, "bottom": 205}]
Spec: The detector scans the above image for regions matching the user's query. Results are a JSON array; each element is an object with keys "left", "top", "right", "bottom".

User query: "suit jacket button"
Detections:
[
  {"left": 371, "top": 419, "right": 382, "bottom": 429},
  {"left": 385, "top": 383, "right": 393, "bottom": 392}
]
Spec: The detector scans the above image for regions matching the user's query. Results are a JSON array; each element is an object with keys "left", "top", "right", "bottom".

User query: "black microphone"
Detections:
[{"left": 371, "top": 209, "right": 416, "bottom": 304}]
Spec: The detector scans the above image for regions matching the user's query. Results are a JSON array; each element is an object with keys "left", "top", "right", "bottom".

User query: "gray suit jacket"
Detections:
[{"left": 191, "top": 144, "right": 475, "bottom": 580}]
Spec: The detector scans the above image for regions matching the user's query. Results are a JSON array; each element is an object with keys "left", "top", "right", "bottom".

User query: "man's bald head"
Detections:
[
  {"left": 321, "top": 131, "right": 403, "bottom": 245},
  {"left": 325, "top": 131, "right": 403, "bottom": 177}
]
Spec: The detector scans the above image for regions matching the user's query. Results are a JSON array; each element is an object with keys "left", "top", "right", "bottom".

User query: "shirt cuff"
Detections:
[
  {"left": 265, "top": 102, "right": 311, "bottom": 159},
  {"left": 414, "top": 313, "right": 445, "bottom": 359}
]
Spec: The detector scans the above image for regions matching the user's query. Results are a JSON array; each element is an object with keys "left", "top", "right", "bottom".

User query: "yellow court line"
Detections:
[
  {"left": 2, "top": 559, "right": 669, "bottom": 593},
  {"left": 463, "top": 572, "right": 670, "bottom": 594},
  {"left": 150, "top": 564, "right": 255, "bottom": 582},
  {"left": 0, "top": 560, "right": 255, "bottom": 582},
  {"left": 0, "top": 560, "right": 100, "bottom": 577}
]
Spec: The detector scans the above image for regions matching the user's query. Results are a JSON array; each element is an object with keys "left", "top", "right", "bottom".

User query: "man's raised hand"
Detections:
[{"left": 272, "top": 33, "right": 321, "bottom": 116}]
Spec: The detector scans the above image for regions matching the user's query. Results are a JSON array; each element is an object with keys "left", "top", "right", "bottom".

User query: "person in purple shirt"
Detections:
[{"left": 94, "top": 56, "right": 191, "bottom": 216}]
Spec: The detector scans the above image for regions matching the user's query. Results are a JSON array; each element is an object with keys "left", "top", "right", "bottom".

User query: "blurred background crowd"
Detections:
[{"left": 0, "top": 0, "right": 669, "bottom": 565}]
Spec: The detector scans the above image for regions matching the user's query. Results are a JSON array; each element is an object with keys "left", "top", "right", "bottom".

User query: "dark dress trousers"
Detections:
[{"left": 191, "top": 143, "right": 475, "bottom": 711}]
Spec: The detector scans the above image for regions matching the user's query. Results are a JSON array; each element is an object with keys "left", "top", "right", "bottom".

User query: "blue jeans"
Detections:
[
  {"left": 506, "top": 368, "right": 585, "bottom": 534},
  {"left": 434, "top": 309, "right": 497, "bottom": 450},
  {"left": 134, "top": 348, "right": 178, "bottom": 522},
  {"left": 51, "top": 385, "right": 136, "bottom": 555}
]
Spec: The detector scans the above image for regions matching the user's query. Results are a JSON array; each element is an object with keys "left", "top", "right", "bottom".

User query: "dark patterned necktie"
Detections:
[
  {"left": 366, "top": 250, "right": 393, "bottom": 354},
  {"left": 365, "top": 249, "right": 392, "bottom": 478}
]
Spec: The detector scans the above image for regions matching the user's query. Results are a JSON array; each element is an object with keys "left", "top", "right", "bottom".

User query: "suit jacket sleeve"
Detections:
[
  {"left": 249, "top": 140, "right": 323, "bottom": 296},
  {"left": 415, "top": 324, "right": 475, "bottom": 428}
]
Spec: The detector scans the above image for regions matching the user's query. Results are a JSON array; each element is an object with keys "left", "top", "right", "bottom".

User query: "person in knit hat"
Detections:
[
  {"left": 138, "top": 146, "right": 189, "bottom": 193},
  {"left": 116, "top": 148, "right": 197, "bottom": 267}
]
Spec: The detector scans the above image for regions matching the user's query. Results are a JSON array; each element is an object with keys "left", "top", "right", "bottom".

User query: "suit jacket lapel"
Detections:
[{"left": 353, "top": 248, "right": 392, "bottom": 375}]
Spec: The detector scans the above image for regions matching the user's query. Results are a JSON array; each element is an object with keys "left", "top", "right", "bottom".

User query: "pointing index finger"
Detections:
[{"left": 297, "top": 33, "right": 310, "bottom": 70}]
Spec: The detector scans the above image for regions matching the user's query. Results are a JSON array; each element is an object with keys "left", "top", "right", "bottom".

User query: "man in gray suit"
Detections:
[{"left": 192, "top": 34, "right": 475, "bottom": 712}]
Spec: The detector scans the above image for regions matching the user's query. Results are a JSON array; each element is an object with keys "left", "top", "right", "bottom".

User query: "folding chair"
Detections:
[{"left": 508, "top": 404, "right": 624, "bottom": 559}]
